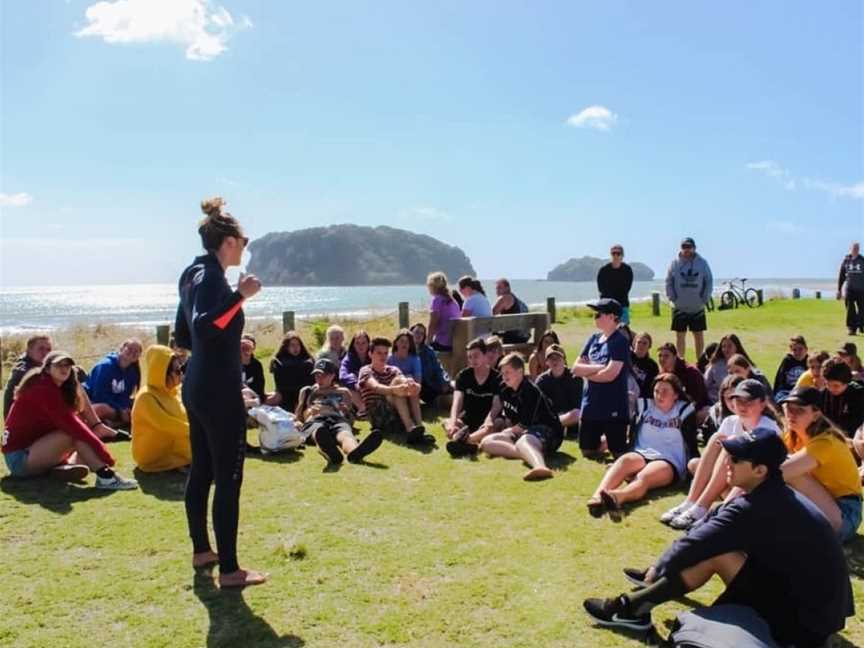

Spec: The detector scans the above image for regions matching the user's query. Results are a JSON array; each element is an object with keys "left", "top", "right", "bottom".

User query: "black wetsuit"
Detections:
[{"left": 175, "top": 252, "right": 247, "bottom": 574}]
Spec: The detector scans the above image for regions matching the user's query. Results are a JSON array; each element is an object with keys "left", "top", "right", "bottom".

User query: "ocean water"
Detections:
[{"left": 0, "top": 278, "right": 835, "bottom": 334}]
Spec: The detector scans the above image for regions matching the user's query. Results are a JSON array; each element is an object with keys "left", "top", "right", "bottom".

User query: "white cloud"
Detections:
[
  {"left": 747, "top": 161, "right": 862, "bottom": 201},
  {"left": 803, "top": 178, "right": 864, "bottom": 200},
  {"left": 746, "top": 160, "right": 787, "bottom": 178},
  {"left": 75, "top": 0, "right": 252, "bottom": 61},
  {"left": 566, "top": 105, "right": 618, "bottom": 131},
  {"left": 0, "top": 192, "right": 33, "bottom": 207}
]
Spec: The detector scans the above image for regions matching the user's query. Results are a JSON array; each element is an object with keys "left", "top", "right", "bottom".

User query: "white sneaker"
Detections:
[
  {"left": 669, "top": 506, "right": 706, "bottom": 530},
  {"left": 95, "top": 473, "right": 139, "bottom": 491},
  {"left": 660, "top": 501, "right": 693, "bottom": 525}
]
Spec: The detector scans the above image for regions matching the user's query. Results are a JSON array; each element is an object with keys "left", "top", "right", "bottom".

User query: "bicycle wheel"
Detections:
[
  {"left": 720, "top": 291, "right": 737, "bottom": 310},
  {"left": 743, "top": 288, "right": 759, "bottom": 308}
]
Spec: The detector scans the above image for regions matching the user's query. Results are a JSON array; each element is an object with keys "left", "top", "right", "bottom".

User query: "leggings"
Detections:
[
  {"left": 184, "top": 399, "right": 247, "bottom": 574},
  {"left": 846, "top": 289, "right": 864, "bottom": 332}
]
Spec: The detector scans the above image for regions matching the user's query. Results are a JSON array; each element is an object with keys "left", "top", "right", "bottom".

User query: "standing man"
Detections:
[
  {"left": 837, "top": 241, "right": 864, "bottom": 336},
  {"left": 596, "top": 244, "right": 634, "bottom": 325},
  {"left": 665, "top": 237, "right": 713, "bottom": 360}
]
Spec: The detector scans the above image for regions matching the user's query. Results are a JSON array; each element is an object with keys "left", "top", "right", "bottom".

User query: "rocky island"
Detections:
[{"left": 547, "top": 256, "right": 655, "bottom": 281}]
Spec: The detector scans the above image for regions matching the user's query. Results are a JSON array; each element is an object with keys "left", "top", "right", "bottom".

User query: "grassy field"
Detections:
[{"left": 1, "top": 299, "right": 862, "bottom": 647}]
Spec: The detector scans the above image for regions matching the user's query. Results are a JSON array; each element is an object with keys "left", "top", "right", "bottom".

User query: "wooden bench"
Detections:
[{"left": 436, "top": 312, "right": 550, "bottom": 377}]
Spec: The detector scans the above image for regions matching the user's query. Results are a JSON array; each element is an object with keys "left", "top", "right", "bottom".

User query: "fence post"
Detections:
[
  {"left": 546, "top": 297, "right": 556, "bottom": 324},
  {"left": 756, "top": 289, "right": 764, "bottom": 306},
  {"left": 651, "top": 292, "right": 661, "bottom": 317},
  {"left": 792, "top": 288, "right": 801, "bottom": 300},
  {"left": 815, "top": 290, "right": 822, "bottom": 300},
  {"left": 156, "top": 324, "right": 170, "bottom": 346},
  {"left": 282, "top": 311, "right": 295, "bottom": 333},
  {"left": 398, "top": 302, "right": 410, "bottom": 329}
]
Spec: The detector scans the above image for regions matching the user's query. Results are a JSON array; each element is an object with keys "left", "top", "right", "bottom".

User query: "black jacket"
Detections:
[
  {"left": 270, "top": 354, "right": 314, "bottom": 412},
  {"left": 242, "top": 356, "right": 266, "bottom": 401},
  {"left": 596, "top": 263, "right": 634, "bottom": 307},
  {"left": 822, "top": 380, "right": 864, "bottom": 437}
]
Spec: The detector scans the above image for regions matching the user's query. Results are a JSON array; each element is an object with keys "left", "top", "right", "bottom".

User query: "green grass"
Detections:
[{"left": 1, "top": 299, "right": 862, "bottom": 647}]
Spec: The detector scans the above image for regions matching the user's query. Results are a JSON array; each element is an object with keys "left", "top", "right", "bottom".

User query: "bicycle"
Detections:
[{"left": 718, "top": 278, "right": 760, "bottom": 309}]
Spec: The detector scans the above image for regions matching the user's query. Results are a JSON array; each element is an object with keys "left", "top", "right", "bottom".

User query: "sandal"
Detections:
[
  {"left": 600, "top": 490, "right": 623, "bottom": 523},
  {"left": 192, "top": 551, "right": 219, "bottom": 569},
  {"left": 219, "top": 569, "right": 269, "bottom": 588}
]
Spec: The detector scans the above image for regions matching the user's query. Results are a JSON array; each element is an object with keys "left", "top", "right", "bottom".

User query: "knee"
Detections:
[{"left": 687, "top": 457, "right": 700, "bottom": 474}]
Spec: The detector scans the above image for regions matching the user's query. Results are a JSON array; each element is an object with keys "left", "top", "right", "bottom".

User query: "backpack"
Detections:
[
  {"left": 669, "top": 605, "right": 781, "bottom": 648},
  {"left": 249, "top": 405, "right": 306, "bottom": 454}
]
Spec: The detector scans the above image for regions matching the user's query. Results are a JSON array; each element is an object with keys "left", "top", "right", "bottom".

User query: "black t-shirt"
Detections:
[
  {"left": 241, "top": 356, "right": 266, "bottom": 401},
  {"left": 631, "top": 353, "right": 660, "bottom": 399},
  {"left": 500, "top": 378, "right": 562, "bottom": 435},
  {"left": 536, "top": 369, "right": 583, "bottom": 417},
  {"left": 596, "top": 263, "right": 634, "bottom": 307},
  {"left": 455, "top": 367, "right": 501, "bottom": 429}
]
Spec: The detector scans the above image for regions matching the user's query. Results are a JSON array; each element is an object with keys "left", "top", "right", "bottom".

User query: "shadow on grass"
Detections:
[
  {"left": 843, "top": 534, "right": 864, "bottom": 580},
  {"left": 133, "top": 468, "right": 187, "bottom": 501},
  {"left": 193, "top": 571, "right": 304, "bottom": 648},
  {"left": 0, "top": 475, "right": 110, "bottom": 514},
  {"left": 245, "top": 449, "right": 305, "bottom": 464},
  {"left": 548, "top": 451, "right": 578, "bottom": 472}
]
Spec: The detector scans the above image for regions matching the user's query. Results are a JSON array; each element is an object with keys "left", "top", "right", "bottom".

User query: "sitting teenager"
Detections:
[
  {"left": 697, "top": 374, "right": 742, "bottom": 442},
  {"left": 587, "top": 373, "right": 697, "bottom": 517},
  {"left": 426, "top": 271, "right": 461, "bottom": 352},
  {"left": 458, "top": 276, "right": 492, "bottom": 317},
  {"left": 3, "top": 351, "right": 137, "bottom": 489},
  {"left": 661, "top": 379, "right": 779, "bottom": 530},
  {"left": 726, "top": 353, "right": 771, "bottom": 393},
  {"left": 795, "top": 350, "right": 830, "bottom": 390},
  {"left": 630, "top": 332, "right": 659, "bottom": 399},
  {"left": 387, "top": 329, "right": 423, "bottom": 384},
  {"left": 358, "top": 337, "right": 430, "bottom": 445},
  {"left": 445, "top": 337, "right": 502, "bottom": 457},
  {"left": 492, "top": 278, "right": 530, "bottom": 344},
  {"left": 240, "top": 334, "right": 267, "bottom": 404},
  {"left": 838, "top": 341, "right": 864, "bottom": 383},
  {"left": 583, "top": 429, "right": 854, "bottom": 648},
  {"left": 536, "top": 344, "right": 583, "bottom": 438},
  {"left": 339, "top": 330, "right": 371, "bottom": 415},
  {"left": 772, "top": 334, "right": 809, "bottom": 401},
  {"left": 3, "top": 334, "right": 53, "bottom": 418},
  {"left": 779, "top": 387, "right": 862, "bottom": 543},
  {"left": 703, "top": 334, "right": 750, "bottom": 404},
  {"left": 572, "top": 299, "right": 631, "bottom": 459},
  {"left": 479, "top": 352, "right": 563, "bottom": 481},
  {"left": 484, "top": 335, "right": 504, "bottom": 370},
  {"left": 409, "top": 323, "right": 452, "bottom": 406},
  {"left": 131, "top": 345, "right": 192, "bottom": 473},
  {"left": 656, "top": 342, "right": 709, "bottom": 419},
  {"left": 295, "top": 358, "right": 383, "bottom": 465},
  {"left": 695, "top": 342, "right": 718, "bottom": 374},
  {"left": 268, "top": 331, "right": 314, "bottom": 412},
  {"left": 316, "top": 324, "right": 347, "bottom": 366},
  {"left": 85, "top": 338, "right": 143, "bottom": 428},
  {"left": 821, "top": 357, "right": 864, "bottom": 438},
  {"left": 528, "top": 329, "right": 560, "bottom": 380}
]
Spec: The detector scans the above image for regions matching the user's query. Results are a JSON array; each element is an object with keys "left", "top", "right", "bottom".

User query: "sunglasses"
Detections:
[
  {"left": 681, "top": 245, "right": 694, "bottom": 250},
  {"left": 611, "top": 251, "right": 623, "bottom": 256}
]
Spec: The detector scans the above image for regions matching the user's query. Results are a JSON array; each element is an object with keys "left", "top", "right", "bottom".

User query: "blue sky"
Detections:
[{"left": 1, "top": 0, "right": 862, "bottom": 286}]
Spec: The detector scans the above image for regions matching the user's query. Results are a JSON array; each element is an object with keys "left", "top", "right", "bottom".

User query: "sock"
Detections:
[
  {"left": 624, "top": 572, "right": 687, "bottom": 616},
  {"left": 688, "top": 505, "right": 708, "bottom": 520},
  {"left": 677, "top": 499, "right": 695, "bottom": 512},
  {"left": 96, "top": 466, "right": 115, "bottom": 479}
]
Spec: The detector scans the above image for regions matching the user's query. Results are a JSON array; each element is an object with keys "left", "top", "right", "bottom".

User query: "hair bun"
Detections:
[{"left": 200, "top": 196, "right": 225, "bottom": 219}]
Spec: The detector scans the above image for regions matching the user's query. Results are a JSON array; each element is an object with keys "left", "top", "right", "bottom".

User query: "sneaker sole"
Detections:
[
  {"left": 584, "top": 609, "right": 652, "bottom": 632},
  {"left": 95, "top": 481, "right": 138, "bottom": 490},
  {"left": 49, "top": 465, "right": 89, "bottom": 482}
]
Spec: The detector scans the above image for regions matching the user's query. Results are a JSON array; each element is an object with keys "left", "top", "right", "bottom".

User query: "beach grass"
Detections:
[{"left": 0, "top": 298, "right": 862, "bottom": 647}]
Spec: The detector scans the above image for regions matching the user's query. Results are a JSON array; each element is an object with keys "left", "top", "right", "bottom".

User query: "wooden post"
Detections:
[
  {"left": 398, "top": 302, "right": 410, "bottom": 329},
  {"left": 815, "top": 290, "right": 822, "bottom": 300},
  {"left": 546, "top": 297, "right": 556, "bottom": 324},
  {"left": 756, "top": 289, "right": 764, "bottom": 306},
  {"left": 282, "top": 311, "right": 295, "bottom": 333},
  {"left": 651, "top": 292, "right": 661, "bottom": 316},
  {"left": 156, "top": 324, "right": 170, "bottom": 346},
  {"left": 792, "top": 288, "right": 801, "bottom": 300}
]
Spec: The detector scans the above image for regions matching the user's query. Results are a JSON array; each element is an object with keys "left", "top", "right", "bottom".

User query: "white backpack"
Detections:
[{"left": 248, "top": 405, "right": 306, "bottom": 454}]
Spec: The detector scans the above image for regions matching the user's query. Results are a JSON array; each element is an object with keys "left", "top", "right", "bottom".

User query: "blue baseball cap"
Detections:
[
  {"left": 587, "top": 298, "right": 623, "bottom": 317},
  {"left": 721, "top": 428, "right": 787, "bottom": 471}
]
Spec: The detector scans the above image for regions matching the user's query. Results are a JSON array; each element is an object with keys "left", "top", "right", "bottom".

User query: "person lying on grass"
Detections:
[
  {"left": 660, "top": 379, "right": 779, "bottom": 530},
  {"left": 583, "top": 429, "right": 854, "bottom": 648},
  {"left": 295, "top": 358, "right": 382, "bottom": 465},
  {"left": 779, "top": 387, "right": 862, "bottom": 543},
  {"left": 478, "top": 352, "right": 563, "bottom": 481},
  {"left": 587, "top": 373, "right": 697, "bottom": 518},
  {"left": 445, "top": 336, "right": 502, "bottom": 457},
  {"left": 358, "top": 337, "right": 432, "bottom": 446},
  {"left": 2, "top": 351, "right": 138, "bottom": 490}
]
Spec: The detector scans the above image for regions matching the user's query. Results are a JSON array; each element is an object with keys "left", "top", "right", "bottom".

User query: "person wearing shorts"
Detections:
[
  {"left": 665, "top": 237, "right": 713, "bottom": 360},
  {"left": 445, "top": 337, "right": 502, "bottom": 457}
]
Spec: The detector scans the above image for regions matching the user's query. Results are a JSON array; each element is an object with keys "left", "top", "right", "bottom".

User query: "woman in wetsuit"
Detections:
[{"left": 174, "top": 197, "right": 267, "bottom": 588}]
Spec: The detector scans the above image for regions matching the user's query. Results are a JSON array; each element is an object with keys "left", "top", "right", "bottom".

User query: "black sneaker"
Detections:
[
  {"left": 583, "top": 595, "right": 652, "bottom": 632},
  {"left": 316, "top": 427, "right": 343, "bottom": 465},
  {"left": 347, "top": 429, "right": 383, "bottom": 463},
  {"left": 406, "top": 425, "right": 427, "bottom": 445},
  {"left": 622, "top": 567, "right": 650, "bottom": 588},
  {"left": 600, "top": 490, "right": 622, "bottom": 523},
  {"left": 446, "top": 439, "right": 478, "bottom": 458}
]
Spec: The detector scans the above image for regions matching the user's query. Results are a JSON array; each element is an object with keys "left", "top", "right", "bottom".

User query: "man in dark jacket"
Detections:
[
  {"left": 822, "top": 358, "right": 864, "bottom": 437},
  {"left": 583, "top": 428, "right": 854, "bottom": 647},
  {"left": 596, "top": 244, "right": 634, "bottom": 325},
  {"left": 838, "top": 241, "right": 864, "bottom": 335}
]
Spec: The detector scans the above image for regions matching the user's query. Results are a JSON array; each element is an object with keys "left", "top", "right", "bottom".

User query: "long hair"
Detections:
[
  {"left": 392, "top": 328, "right": 418, "bottom": 357},
  {"left": 535, "top": 329, "right": 560, "bottom": 353},
  {"left": 16, "top": 356, "right": 81, "bottom": 411},
  {"left": 457, "top": 275, "right": 486, "bottom": 296},
  {"left": 347, "top": 330, "right": 371, "bottom": 365},
  {"left": 426, "top": 272, "right": 453, "bottom": 301},
  {"left": 717, "top": 374, "right": 744, "bottom": 418},
  {"left": 409, "top": 322, "right": 427, "bottom": 346},
  {"left": 709, "top": 334, "right": 753, "bottom": 365},
  {"left": 321, "top": 324, "right": 345, "bottom": 353},
  {"left": 783, "top": 407, "right": 848, "bottom": 451},
  {"left": 275, "top": 331, "right": 311, "bottom": 361}
]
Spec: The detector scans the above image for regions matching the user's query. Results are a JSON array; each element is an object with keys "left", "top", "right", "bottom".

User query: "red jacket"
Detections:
[{"left": 3, "top": 374, "right": 114, "bottom": 466}]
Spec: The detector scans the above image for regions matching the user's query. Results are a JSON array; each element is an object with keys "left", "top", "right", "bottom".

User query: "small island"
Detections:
[
  {"left": 547, "top": 256, "right": 655, "bottom": 281},
  {"left": 247, "top": 224, "right": 476, "bottom": 286}
]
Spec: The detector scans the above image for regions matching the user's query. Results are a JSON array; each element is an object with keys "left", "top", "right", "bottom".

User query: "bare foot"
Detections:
[
  {"left": 192, "top": 551, "right": 219, "bottom": 569},
  {"left": 523, "top": 467, "right": 554, "bottom": 481},
  {"left": 219, "top": 568, "right": 268, "bottom": 588}
]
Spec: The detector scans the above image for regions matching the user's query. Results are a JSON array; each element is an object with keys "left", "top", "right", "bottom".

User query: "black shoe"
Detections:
[
  {"left": 849, "top": 329, "right": 857, "bottom": 336},
  {"left": 583, "top": 595, "right": 652, "bottom": 632},
  {"left": 600, "top": 490, "right": 622, "bottom": 523},
  {"left": 316, "top": 428, "right": 343, "bottom": 465},
  {"left": 446, "top": 439, "right": 478, "bottom": 458},
  {"left": 622, "top": 567, "right": 650, "bottom": 588},
  {"left": 347, "top": 429, "right": 383, "bottom": 463},
  {"left": 406, "top": 425, "right": 427, "bottom": 445}
]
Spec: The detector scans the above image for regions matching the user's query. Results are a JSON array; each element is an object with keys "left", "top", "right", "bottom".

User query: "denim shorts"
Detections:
[
  {"left": 837, "top": 495, "right": 862, "bottom": 544},
  {"left": 620, "top": 306, "right": 630, "bottom": 325},
  {"left": 4, "top": 448, "right": 30, "bottom": 477}
]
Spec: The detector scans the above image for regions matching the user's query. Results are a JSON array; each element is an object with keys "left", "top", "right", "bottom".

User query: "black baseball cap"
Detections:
[
  {"left": 729, "top": 378, "right": 768, "bottom": 401},
  {"left": 586, "top": 298, "right": 623, "bottom": 317},
  {"left": 778, "top": 386, "right": 822, "bottom": 409},
  {"left": 837, "top": 342, "right": 857, "bottom": 356},
  {"left": 681, "top": 237, "right": 696, "bottom": 248},
  {"left": 312, "top": 358, "right": 338, "bottom": 375},
  {"left": 721, "top": 428, "right": 788, "bottom": 471}
]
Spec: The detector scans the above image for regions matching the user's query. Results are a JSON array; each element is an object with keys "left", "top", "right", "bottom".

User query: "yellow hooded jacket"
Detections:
[{"left": 131, "top": 345, "right": 192, "bottom": 472}]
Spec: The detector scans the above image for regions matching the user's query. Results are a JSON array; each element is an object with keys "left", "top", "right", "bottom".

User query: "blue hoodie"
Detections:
[
  {"left": 665, "top": 252, "right": 713, "bottom": 313},
  {"left": 85, "top": 352, "right": 140, "bottom": 411}
]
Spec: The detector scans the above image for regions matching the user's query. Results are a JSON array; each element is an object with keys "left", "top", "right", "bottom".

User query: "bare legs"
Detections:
[
  {"left": 479, "top": 430, "right": 553, "bottom": 480},
  {"left": 24, "top": 430, "right": 110, "bottom": 474},
  {"left": 590, "top": 454, "right": 674, "bottom": 506},
  {"left": 675, "top": 331, "right": 705, "bottom": 361}
]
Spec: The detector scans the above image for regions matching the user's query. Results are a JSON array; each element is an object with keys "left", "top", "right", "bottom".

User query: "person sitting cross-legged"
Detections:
[
  {"left": 478, "top": 352, "right": 563, "bottom": 481},
  {"left": 85, "top": 338, "right": 143, "bottom": 428},
  {"left": 583, "top": 429, "right": 854, "bottom": 648},
  {"left": 587, "top": 373, "right": 698, "bottom": 519}
]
